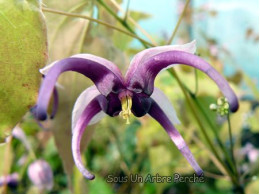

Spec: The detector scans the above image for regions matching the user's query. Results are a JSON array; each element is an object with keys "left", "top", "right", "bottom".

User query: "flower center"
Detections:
[{"left": 118, "top": 91, "right": 133, "bottom": 124}]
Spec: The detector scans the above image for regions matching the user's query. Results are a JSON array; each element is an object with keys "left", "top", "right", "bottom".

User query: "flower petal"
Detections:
[
  {"left": 35, "top": 56, "right": 124, "bottom": 120},
  {"left": 125, "top": 40, "right": 196, "bottom": 86},
  {"left": 148, "top": 100, "right": 203, "bottom": 176},
  {"left": 150, "top": 87, "right": 180, "bottom": 124},
  {"left": 50, "top": 86, "right": 59, "bottom": 119},
  {"left": 72, "top": 54, "right": 124, "bottom": 83},
  {"left": 72, "top": 96, "right": 105, "bottom": 180},
  {"left": 40, "top": 54, "right": 124, "bottom": 82},
  {"left": 39, "top": 60, "right": 58, "bottom": 75},
  {"left": 127, "top": 50, "right": 238, "bottom": 112},
  {"left": 27, "top": 160, "right": 53, "bottom": 190},
  {"left": 72, "top": 85, "right": 106, "bottom": 133}
]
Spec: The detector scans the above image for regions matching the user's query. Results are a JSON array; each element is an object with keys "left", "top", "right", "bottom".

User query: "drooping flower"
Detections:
[
  {"left": 27, "top": 160, "right": 53, "bottom": 191},
  {"left": 33, "top": 41, "right": 239, "bottom": 180}
]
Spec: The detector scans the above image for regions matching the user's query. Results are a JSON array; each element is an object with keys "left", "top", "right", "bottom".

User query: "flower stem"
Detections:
[
  {"left": 96, "top": 0, "right": 149, "bottom": 48},
  {"left": 41, "top": 7, "right": 154, "bottom": 47},
  {"left": 109, "top": 0, "right": 158, "bottom": 45},
  {"left": 227, "top": 113, "right": 237, "bottom": 173},
  {"left": 123, "top": 0, "right": 130, "bottom": 22},
  {"left": 109, "top": 125, "right": 131, "bottom": 175},
  {"left": 167, "top": 0, "right": 190, "bottom": 44}
]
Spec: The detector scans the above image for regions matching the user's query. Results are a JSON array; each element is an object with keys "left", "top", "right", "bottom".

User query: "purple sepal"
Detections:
[
  {"left": 35, "top": 57, "right": 124, "bottom": 120},
  {"left": 72, "top": 95, "right": 107, "bottom": 180},
  {"left": 50, "top": 86, "right": 58, "bottom": 119},
  {"left": 149, "top": 100, "right": 203, "bottom": 176},
  {"left": 127, "top": 51, "right": 238, "bottom": 112}
]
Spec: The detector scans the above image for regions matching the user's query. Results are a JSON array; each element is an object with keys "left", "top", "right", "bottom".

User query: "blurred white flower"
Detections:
[
  {"left": 27, "top": 160, "right": 53, "bottom": 191},
  {"left": 241, "top": 143, "right": 259, "bottom": 163}
]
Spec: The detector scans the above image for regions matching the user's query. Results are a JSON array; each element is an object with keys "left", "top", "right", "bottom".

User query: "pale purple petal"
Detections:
[
  {"left": 12, "top": 125, "right": 31, "bottom": 151},
  {"left": 149, "top": 100, "right": 203, "bottom": 176},
  {"left": 125, "top": 40, "right": 196, "bottom": 84},
  {"left": 72, "top": 85, "right": 106, "bottom": 133},
  {"left": 128, "top": 51, "right": 238, "bottom": 112},
  {"left": 50, "top": 86, "right": 58, "bottom": 119},
  {"left": 150, "top": 87, "right": 180, "bottom": 124},
  {"left": 39, "top": 60, "right": 58, "bottom": 75},
  {"left": 35, "top": 57, "right": 124, "bottom": 120},
  {"left": 72, "top": 96, "right": 105, "bottom": 180},
  {"left": 27, "top": 160, "right": 53, "bottom": 191}
]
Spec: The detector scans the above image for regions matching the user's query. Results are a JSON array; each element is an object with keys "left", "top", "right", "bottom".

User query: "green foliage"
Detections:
[{"left": 0, "top": 0, "right": 47, "bottom": 142}]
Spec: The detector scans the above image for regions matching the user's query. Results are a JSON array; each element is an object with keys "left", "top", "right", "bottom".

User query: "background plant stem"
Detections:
[{"left": 42, "top": 7, "right": 154, "bottom": 47}]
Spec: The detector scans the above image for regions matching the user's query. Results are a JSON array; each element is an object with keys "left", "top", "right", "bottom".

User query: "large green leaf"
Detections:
[{"left": 0, "top": 0, "right": 48, "bottom": 142}]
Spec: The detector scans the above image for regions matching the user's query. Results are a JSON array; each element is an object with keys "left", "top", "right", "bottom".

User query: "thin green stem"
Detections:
[
  {"left": 123, "top": 0, "right": 130, "bottom": 21},
  {"left": 96, "top": 0, "right": 134, "bottom": 33},
  {"left": 109, "top": 0, "right": 158, "bottom": 45},
  {"left": 167, "top": 0, "right": 190, "bottom": 44},
  {"left": 194, "top": 69, "right": 198, "bottom": 96},
  {"left": 109, "top": 125, "right": 131, "bottom": 174},
  {"left": 227, "top": 113, "right": 237, "bottom": 173},
  {"left": 96, "top": 0, "right": 149, "bottom": 48},
  {"left": 42, "top": 7, "right": 154, "bottom": 47}
]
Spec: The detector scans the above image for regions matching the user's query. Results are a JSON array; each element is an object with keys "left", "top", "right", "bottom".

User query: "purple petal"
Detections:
[
  {"left": 12, "top": 125, "right": 31, "bottom": 151},
  {"left": 128, "top": 51, "right": 238, "bottom": 112},
  {"left": 72, "top": 95, "right": 106, "bottom": 180},
  {"left": 72, "top": 54, "right": 124, "bottom": 83},
  {"left": 150, "top": 87, "right": 180, "bottom": 124},
  {"left": 125, "top": 40, "right": 196, "bottom": 90},
  {"left": 148, "top": 100, "right": 203, "bottom": 176},
  {"left": 27, "top": 160, "right": 53, "bottom": 190},
  {"left": 50, "top": 86, "right": 59, "bottom": 119},
  {"left": 72, "top": 85, "right": 106, "bottom": 133},
  {"left": 35, "top": 56, "right": 124, "bottom": 120}
]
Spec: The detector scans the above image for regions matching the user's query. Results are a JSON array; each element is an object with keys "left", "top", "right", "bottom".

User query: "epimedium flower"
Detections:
[{"left": 33, "top": 41, "right": 239, "bottom": 180}]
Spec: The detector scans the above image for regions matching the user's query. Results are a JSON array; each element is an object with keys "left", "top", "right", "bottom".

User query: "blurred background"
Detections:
[{"left": 0, "top": 0, "right": 258, "bottom": 193}]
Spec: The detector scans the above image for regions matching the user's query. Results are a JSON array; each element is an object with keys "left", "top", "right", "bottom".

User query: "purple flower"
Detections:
[
  {"left": 34, "top": 41, "right": 238, "bottom": 180},
  {"left": 27, "top": 160, "right": 53, "bottom": 191},
  {"left": 0, "top": 173, "right": 19, "bottom": 188}
]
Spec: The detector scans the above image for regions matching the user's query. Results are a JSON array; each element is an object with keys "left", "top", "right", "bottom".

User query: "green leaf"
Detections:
[{"left": 0, "top": 0, "right": 48, "bottom": 142}]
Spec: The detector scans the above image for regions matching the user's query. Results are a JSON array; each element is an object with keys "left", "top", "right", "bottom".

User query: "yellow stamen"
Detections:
[{"left": 119, "top": 96, "right": 132, "bottom": 124}]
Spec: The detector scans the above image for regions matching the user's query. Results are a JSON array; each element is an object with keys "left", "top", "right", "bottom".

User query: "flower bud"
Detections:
[
  {"left": 27, "top": 160, "right": 53, "bottom": 191},
  {"left": 209, "top": 104, "right": 217, "bottom": 111},
  {"left": 217, "top": 97, "right": 225, "bottom": 106}
]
